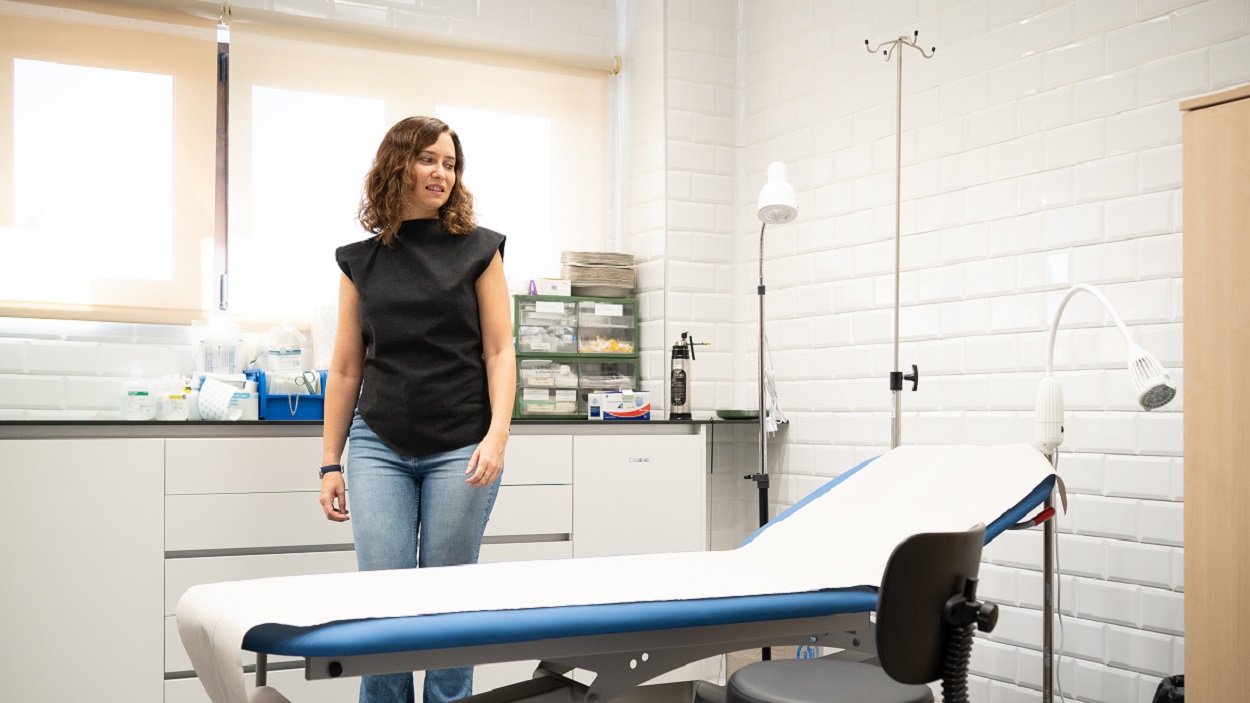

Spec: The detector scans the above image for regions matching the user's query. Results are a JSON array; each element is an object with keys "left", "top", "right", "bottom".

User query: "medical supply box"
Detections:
[
  {"left": 529, "top": 278, "right": 572, "bottom": 296},
  {"left": 245, "top": 369, "right": 328, "bottom": 421},
  {"left": 587, "top": 390, "right": 651, "bottom": 421}
]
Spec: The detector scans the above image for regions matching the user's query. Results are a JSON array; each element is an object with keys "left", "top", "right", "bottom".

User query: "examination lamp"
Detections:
[
  {"left": 1033, "top": 282, "right": 1175, "bottom": 703},
  {"left": 748, "top": 160, "right": 797, "bottom": 665},
  {"left": 750, "top": 162, "right": 797, "bottom": 522},
  {"left": 757, "top": 162, "right": 798, "bottom": 225},
  {"left": 1034, "top": 283, "right": 1177, "bottom": 452}
]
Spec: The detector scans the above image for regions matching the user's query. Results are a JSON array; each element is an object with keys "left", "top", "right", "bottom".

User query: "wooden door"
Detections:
[{"left": 1182, "top": 84, "right": 1250, "bottom": 701}]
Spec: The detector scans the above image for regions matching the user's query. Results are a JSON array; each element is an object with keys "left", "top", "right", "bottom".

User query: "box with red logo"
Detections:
[{"left": 587, "top": 390, "right": 651, "bottom": 421}]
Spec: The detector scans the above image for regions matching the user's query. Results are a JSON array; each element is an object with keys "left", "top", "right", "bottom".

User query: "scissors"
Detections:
[{"left": 295, "top": 370, "right": 320, "bottom": 395}]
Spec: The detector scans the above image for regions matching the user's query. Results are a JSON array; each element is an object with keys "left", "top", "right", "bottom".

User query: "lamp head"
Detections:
[
  {"left": 1128, "top": 344, "right": 1176, "bottom": 411},
  {"left": 1033, "top": 375, "right": 1064, "bottom": 453},
  {"left": 757, "top": 162, "right": 797, "bottom": 224}
]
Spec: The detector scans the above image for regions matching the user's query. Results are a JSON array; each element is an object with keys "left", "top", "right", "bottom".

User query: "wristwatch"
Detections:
[{"left": 319, "top": 464, "right": 343, "bottom": 478}]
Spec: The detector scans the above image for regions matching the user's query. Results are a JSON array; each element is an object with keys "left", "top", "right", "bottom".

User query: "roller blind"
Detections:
[
  {"left": 0, "top": 3, "right": 216, "bottom": 323},
  {"left": 1, "top": 2, "right": 610, "bottom": 324},
  {"left": 226, "top": 25, "right": 610, "bottom": 318}
]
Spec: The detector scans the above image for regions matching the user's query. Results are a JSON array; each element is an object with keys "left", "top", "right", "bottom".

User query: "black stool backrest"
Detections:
[{"left": 875, "top": 525, "right": 986, "bottom": 685}]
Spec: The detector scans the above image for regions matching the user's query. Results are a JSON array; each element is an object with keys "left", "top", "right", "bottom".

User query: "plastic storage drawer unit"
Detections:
[
  {"left": 517, "top": 299, "right": 577, "bottom": 353},
  {"left": 516, "top": 359, "right": 579, "bottom": 417},
  {"left": 516, "top": 387, "right": 580, "bottom": 416},
  {"left": 576, "top": 300, "right": 636, "bottom": 354},
  {"left": 576, "top": 361, "right": 638, "bottom": 414}
]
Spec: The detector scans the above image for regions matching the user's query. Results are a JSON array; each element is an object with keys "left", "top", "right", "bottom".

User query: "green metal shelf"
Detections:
[{"left": 512, "top": 293, "right": 641, "bottom": 421}]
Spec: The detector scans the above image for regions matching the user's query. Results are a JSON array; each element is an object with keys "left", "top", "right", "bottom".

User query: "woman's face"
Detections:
[{"left": 406, "top": 131, "right": 457, "bottom": 219}]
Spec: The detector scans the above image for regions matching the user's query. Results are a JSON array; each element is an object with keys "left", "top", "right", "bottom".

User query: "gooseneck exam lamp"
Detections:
[
  {"left": 1033, "top": 282, "right": 1176, "bottom": 703},
  {"left": 753, "top": 164, "right": 798, "bottom": 526},
  {"left": 754, "top": 167, "right": 799, "bottom": 500},
  {"left": 750, "top": 161, "right": 797, "bottom": 663},
  {"left": 750, "top": 162, "right": 798, "bottom": 525}
]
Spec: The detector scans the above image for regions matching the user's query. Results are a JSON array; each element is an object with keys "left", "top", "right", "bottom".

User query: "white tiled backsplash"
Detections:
[{"left": 0, "top": 318, "right": 194, "bottom": 420}]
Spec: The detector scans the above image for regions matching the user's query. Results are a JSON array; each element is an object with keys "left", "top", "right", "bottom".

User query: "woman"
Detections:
[{"left": 318, "top": 116, "right": 515, "bottom": 703}]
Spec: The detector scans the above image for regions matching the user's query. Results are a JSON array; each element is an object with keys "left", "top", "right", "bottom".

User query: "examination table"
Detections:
[{"left": 177, "top": 443, "right": 1057, "bottom": 703}]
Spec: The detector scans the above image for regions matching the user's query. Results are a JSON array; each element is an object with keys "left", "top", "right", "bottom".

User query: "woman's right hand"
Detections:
[{"left": 320, "top": 473, "right": 350, "bottom": 522}]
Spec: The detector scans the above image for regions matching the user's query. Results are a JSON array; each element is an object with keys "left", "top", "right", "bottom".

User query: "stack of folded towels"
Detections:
[{"left": 560, "top": 251, "right": 636, "bottom": 297}]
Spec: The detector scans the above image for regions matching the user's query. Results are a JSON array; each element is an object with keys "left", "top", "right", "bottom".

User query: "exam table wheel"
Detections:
[
  {"left": 248, "top": 685, "right": 293, "bottom": 703},
  {"left": 727, "top": 659, "right": 934, "bottom": 703}
]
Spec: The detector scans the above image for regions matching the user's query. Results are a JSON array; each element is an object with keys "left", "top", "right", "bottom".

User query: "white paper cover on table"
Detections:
[{"left": 178, "top": 443, "right": 1054, "bottom": 703}]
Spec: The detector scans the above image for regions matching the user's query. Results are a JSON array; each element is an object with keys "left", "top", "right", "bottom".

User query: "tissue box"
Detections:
[
  {"left": 588, "top": 390, "right": 651, "bottom": 421},
  {"left": 529, "top": 278, "right": 571, "bottom": 296}
]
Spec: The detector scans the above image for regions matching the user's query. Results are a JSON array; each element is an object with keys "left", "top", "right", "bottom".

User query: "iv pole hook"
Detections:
[{"left": 863, "top": 30, "right": 935, "bottom": 450}]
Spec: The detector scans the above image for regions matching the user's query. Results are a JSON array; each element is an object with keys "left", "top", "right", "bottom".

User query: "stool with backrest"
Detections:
[{"left": 726, "top": 525, "right": 999, "bottom": 703}]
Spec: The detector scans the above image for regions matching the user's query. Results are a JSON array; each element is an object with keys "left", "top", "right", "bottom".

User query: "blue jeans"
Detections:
[{"left": 347, "top": 414, "right": 500, "bottom": 703}]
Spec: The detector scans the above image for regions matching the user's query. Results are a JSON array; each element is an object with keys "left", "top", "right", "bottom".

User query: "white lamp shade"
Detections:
[
  {"left": 1033, "top": 375, "right": 1064, "bottom": 452},
  {"left": 757, "top": 162, "right": 798, "bottom": 224}
]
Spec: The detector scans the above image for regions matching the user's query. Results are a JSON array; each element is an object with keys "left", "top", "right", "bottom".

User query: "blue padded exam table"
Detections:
[{"left": 178, "top": 444, "right": 1058, "bottom": 703}]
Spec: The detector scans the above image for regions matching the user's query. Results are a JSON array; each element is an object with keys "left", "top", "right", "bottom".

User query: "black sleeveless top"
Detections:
[{"left": 336, "top": 219, "right": 506, "bottom": 457}]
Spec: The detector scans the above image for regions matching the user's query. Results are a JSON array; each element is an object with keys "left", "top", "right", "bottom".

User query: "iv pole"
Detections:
[{"left": 865, "top": 31, "right": 934, "bottom": 448}]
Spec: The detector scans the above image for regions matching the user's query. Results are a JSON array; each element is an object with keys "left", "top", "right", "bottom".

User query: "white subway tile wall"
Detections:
[
  {"left": 0, "top": 318, "right": 194, "bottom": 419},
  {"left": 621, "top": 0, "right": 668, "bottom": 409},
  {"left": 663, "top": 0, "right": 738, "bottom": 418},
  {"left": 727, "top": 0, "right": 1240, "bottom": 698}
]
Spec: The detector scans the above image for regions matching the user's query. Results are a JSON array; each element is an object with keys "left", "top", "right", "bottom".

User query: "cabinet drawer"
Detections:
[
  {"left": 166, "top": 438, "right": 322, "bottom": 494},
  {"left": 503, "top": 434, "right": 572, "bottom": 484},
  {"left": 486, "top": 485, "right": 571, "bottom": 537},
  {"left": 480, "top": 541, "right": 572, "bottom": 563},
  {"left": 165, "top": 551, "right": 358, "bottom": 615},
  {"left": 166, "top": 492, "right": 352, "bottom": 552}
]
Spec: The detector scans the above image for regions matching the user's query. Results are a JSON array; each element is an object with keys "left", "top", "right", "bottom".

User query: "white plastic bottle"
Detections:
[
  {"left": 120, "top": 377, "right": 156, "bottom": 421},
  {"left": 156, "top": 376, "right": 191, "bottom": 421}
]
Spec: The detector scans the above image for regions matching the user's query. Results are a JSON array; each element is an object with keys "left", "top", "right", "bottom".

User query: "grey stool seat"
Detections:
[{"left": 728, "top": 658, "right": 933, "bottom": 703}]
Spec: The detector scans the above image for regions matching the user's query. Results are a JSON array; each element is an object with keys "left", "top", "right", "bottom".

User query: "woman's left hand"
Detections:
[{"left": 466, "top": 432, "right": 506, "bottom": 486}]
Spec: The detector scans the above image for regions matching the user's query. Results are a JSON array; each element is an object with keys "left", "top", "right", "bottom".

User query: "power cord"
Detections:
[
  {"left": 762, "top": 332, "right": 787, "bottom": 430},
  {"left": 1048, "top": 451, "right": 1067, "bottom": 703},
  {"left": 1053, "top": 511, "right": 1068, "bottom": 703}
]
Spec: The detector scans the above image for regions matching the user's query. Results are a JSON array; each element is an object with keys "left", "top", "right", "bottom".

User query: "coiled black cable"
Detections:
[{"left": 940, "top": 623, "right": 975, "bottom": 703}]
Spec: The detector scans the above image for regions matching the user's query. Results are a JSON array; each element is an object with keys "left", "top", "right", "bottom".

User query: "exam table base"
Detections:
[{"left": 288, "top": 611, "right": 875, "bottom": 703}]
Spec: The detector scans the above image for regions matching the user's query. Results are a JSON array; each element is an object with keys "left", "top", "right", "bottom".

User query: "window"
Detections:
[
  {"left": 0, "top": 4, "right": 215, "bottom": 321},
  {"left": 435, "top": 106, "right": 553, "bottom": 293},
  {"left": 227, "top": 25, "right": 609, "bottom": 319},
  {"left": 229, "top": 86, "right": 385, "bottom": 317},
  {"left": 10, "top": 59, "right": 173, "bottom": 286},
  {"left": 1, "top": 3, "right": 609, "bottom": 323}
]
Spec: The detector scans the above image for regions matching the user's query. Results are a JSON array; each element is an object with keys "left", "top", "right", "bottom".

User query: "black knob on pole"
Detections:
[{"left": 903, "top": 364, "right": 919, "bottom": 391}]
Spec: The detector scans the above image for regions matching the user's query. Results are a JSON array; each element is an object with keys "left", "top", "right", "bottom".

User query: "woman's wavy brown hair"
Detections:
[{"left": 358, "top": 116, "right": 477, "bottom": 244}]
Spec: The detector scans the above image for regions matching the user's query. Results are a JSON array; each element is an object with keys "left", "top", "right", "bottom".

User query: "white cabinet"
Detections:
[
  {"left": 572, "top": 433, "right": 707, "bottom": 557},
  {"left": 0, "top": 424, "right": 711, "bottom": 702},
  {"left": 0, "top": 439, "right": 165, "bottom": 703},
  {"left": 162, "top": 437, "right": 352, "bottom": 681},
  {"left": 569, "top": 429, "right": 713, "bottom": 687}
]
